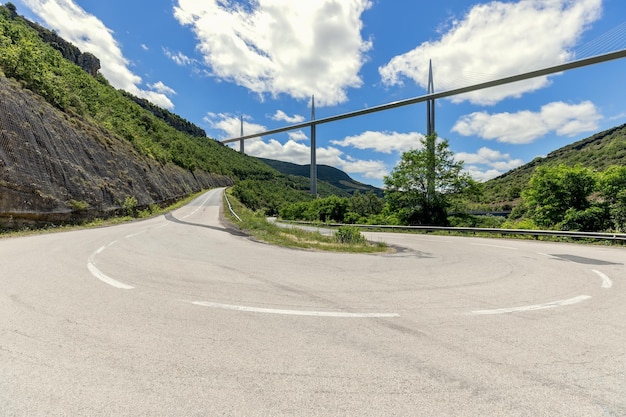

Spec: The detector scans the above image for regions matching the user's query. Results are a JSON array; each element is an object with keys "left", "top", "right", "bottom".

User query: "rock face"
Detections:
[
  {"left": 0, "top": 75, "right": 233, "bottom": 229},
  {"left": 24, "top": 19, "right": 101, "bottom": 78}
]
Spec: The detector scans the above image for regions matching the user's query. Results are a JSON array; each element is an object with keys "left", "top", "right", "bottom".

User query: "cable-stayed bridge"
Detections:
[{"left": 222, "top": 23, "right": 626, "bottom": 194}]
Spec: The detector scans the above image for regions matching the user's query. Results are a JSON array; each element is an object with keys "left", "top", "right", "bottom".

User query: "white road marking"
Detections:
[
  {"left": 471, "top": 243, "right": 518, "bottom": 250},
  {"left": 183, "top": 192, "right": 215, "bottom": 219},
  {"left": 191, "top": 301, "right": 400, "bottom": 318},
  {"left": 592, "top": 270, "right": 613, "bottom": 289},
  {"left": 471, "top": 295, "right": 591, "bottom": 315},
  {"left": 87, "top": 262, "right": 134, "bottom": 290},
  {"left": 95, "top": 241, "right": 116, "bottom": 254}
]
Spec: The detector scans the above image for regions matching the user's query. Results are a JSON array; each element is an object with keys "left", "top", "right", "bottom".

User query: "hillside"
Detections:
[
  {"left": 0, "top": 74, "right": 233, "bottom": 228},
  {"left": 257, "top": 158, "right": 383, "bottom": 197},
  {"left": 481, "top": 123, "right": 626, "bottom": 209},
  {"left": 0, "top": 4, "right": 361, "bottom": 228}
]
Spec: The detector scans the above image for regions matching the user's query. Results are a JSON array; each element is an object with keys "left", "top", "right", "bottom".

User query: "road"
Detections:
[{"left": 1, "top": 188, "right": 624, "bottom": 416}]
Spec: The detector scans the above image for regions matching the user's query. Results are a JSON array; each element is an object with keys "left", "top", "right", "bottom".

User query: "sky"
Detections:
[{"left": 5, "top": 0, "right": 626, "bottom": 187}]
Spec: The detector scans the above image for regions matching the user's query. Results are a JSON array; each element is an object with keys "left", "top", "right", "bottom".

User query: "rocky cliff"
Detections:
[{"left": 0, "top": 75, "right": 232, "bottom": 229}]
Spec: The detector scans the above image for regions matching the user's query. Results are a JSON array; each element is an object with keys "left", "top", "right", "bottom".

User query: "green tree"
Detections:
[
  {"left": 598, "top": 165, "right": 626, "bottom": 231},
  {"left": 348, "top": 190, "right": 383, "bottom": 218},
  {"left": 522, "top": 164, "right": 597, "bottom": 229},
  {"left": 384, "top": 134, "right": 477, "bottom": 225}
]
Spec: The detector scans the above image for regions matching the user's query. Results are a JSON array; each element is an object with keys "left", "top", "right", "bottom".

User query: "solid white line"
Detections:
[
  {"left": 592, "top": 269, "right": 613, "bottom": 289},
  {"left": 471, "top": 295, "right": 591, "bottom": 315},
  {"left": 87, "top": 262, "right": 134, "bottom": 290},
  {"left": 192, "top": 301, "right": 399, "bottom": 318}
]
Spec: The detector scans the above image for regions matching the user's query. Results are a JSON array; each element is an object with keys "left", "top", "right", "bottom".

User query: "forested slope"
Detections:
[{"left": 481, "top": 123, "right": 626, "bottom": 209}]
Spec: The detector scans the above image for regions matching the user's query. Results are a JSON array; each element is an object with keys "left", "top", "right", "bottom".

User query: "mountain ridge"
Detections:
[{"left": 257, "top": 158, "right": 383, "bottom": 197}]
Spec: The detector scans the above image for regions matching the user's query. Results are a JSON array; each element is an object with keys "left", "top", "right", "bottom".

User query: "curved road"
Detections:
[{"left": 1, "top": 188, "right": 624, "bottom": 416}]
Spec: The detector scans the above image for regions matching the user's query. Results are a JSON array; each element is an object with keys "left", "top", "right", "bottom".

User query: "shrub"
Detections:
[{"left": 334, "top": 226, "right": 365, "bottom": 244}]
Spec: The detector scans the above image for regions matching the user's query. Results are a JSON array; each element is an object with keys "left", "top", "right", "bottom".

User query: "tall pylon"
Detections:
[
  {"left": 426, "top": 59, "right": 435, "bottom": 136},
  {"left": 310, "top": 95, "right": 317, "bottom": 196},
  {"left": 426, "top": 60, "right": 436, "bottom": 206}
]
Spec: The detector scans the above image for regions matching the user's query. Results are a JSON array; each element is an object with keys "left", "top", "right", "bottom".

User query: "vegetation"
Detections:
[
  {"left": 507, "top": 164, "right": 626, "bottom": 232},
  {"left": 384, "top": 134, "right": 480, "bottom": 225},
  {"left": 224, "top": 190, "right": 387, "bottom": 253},
  {"left": 479, "top": 124, "right": 626, "bottom": 209},
  {"left": 121, "top": 91, "right": 207, "bottom": 138},
  {"left": 279, "top": 191, "right": 391, "bottom": 224}
]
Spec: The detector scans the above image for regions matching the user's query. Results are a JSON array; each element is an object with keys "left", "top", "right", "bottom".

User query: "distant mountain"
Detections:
[
  {"left": 481, "top": 123, "right": 626, "bottom": 209},
  {"left": 257, "top": 158, "right": 383, "bottom": 197}
]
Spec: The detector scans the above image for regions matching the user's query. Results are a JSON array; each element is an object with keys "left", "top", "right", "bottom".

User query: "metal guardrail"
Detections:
[
  {"left": 280, "top": 220, "right": 626, "bottom": 242},
  {"left": 223, "top": 192, "right": 242, "bottom": 222}
]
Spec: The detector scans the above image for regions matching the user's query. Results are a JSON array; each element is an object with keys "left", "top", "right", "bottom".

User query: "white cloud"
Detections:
[
  {"left": 163, "top": 48, "right": 196, "bottom": 67},
  {"left": 271, "top": 110, "right": 305, "bottom": 123},
  {"left": 288, "top": 130, "right": 308, "bottom": 142},
  {"left": 141, "top": 44, "right": 149, "bottom": 51},
  {"left": 148, "top": 81, "right": 176, "bottom": 96},
  {"left": 455, "top": 147, "right": 524, "bottom": 181},
  {"left": 331, "top": 131, "right": 424, "bottom": 154},
  {"left": 204, "top": 113, "right": 267, "bottom": 139},
  {"left": 379, "top": 0, "right": 602, "bottom": 105},
  {"left": 206, "top": 113, "right": 388, "bottom": 180},
  {"left": 452, "top": 101, "right": 602, "bottom": 144},
  {"left": 21, "top": 0, "right": 175, "bottom": 109},
  {"left": 173, "top": 0, "right": 373, "bottom": 106},
  {"left": 464, "top": 166, "right": 507, "bottom": 182}
]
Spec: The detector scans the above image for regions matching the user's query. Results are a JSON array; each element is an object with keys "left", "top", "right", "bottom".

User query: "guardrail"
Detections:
[
  {"left": 279, "top": 220, "right": 626, "bottom": 242},
  {"left": 223, "top": 192, "right": 242, "bottom": 222}
]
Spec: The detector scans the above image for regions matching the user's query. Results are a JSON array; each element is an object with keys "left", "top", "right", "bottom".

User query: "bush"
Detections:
[
  {"left": 122, "top": 195, "right": 138, "bottom": 217},
  {"left": 334, "top": 226, "right": 365, "bottom": 244},
  {"left": 559, "top": 205, "right": 610, "bottom": 232}
]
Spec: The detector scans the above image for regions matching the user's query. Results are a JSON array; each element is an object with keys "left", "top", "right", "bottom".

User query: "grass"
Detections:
[{"left": 223, "top": 189, "right": 389, "bottom": 254}]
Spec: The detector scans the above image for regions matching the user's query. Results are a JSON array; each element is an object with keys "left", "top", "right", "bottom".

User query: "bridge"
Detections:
[{"left": 222, "top": 46, "right": 626, "bottom": 194}]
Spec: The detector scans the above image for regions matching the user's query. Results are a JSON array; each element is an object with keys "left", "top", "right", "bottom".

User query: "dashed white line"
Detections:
[
  {"left": 471, "top": 295, "right": 592, "bottom": 315},
  {"left": 87, "top": 262, "right": 134, "bottom": 290},
  {"left": 592, "top": 270, "right": 613, "bottom": 289},
  {"left": 192, "top": 301, "right": 400, "bottom": 318}
]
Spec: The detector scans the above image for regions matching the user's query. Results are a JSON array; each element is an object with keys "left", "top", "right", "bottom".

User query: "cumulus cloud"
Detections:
[
  {"left": 452, "top": 101, "right": 602, "bottom": 144},
  {"left": 455, "top": 147, "right": 524, "bottom": 181},
  {"left": 271, "top": 110, "right": 305, "bottom": 123},
  {"left": 204, "top": 113, "right": 267, "bottom": 139},
  {"left": 331, "top": 130, "right": 424, "bottom": 154},
  {"left": 287, "top": 130, "right": 309, "bottom": 142},
  {"left": 379, "top": 0, "right": 602, "bottom": 105},
  {"left": 149, "top": 81, "right": 177, "bottom": 96},
  {"left": 205, "top": 113, "right": 388, "bottom": 180},
  {"left": 21, "top": 0, "right": 175, "bottom": 109},
  {"left": 173, "top": 0, "right": 373, "bottom": 106}
]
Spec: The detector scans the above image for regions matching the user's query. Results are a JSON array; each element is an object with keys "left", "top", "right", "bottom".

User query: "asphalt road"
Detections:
[{"left": 1, "top": 188, "right": 624, "bottom": 416}]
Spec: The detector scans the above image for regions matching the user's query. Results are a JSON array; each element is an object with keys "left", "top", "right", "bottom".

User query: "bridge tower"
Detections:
[
  {"left": 426, "top": 60, "right": 436, "bottom": 205},
  {"left": 310, "top": 96, "right": 317, "bottom": 196}
]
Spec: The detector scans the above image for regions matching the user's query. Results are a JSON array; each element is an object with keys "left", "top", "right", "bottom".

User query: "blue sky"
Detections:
[{"left": 5, "top": 0, "right": 626, "bottom": 187}]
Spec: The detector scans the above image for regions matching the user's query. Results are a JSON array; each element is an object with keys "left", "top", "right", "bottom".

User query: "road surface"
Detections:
[{"left": 1, "top": 188, "right": 624, "bottom": 416}]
